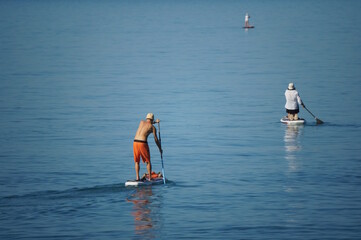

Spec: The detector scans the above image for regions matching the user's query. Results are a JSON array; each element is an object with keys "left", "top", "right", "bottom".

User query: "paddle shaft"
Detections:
[
  {"left": 157, "top": 122, "right": 166, "bottom": 184},
  {"left": 303, "top": 106, "right": 324, "bottom": 124},
  {"left": 304, "top": 106, "right": 316, "bottom": 118}
]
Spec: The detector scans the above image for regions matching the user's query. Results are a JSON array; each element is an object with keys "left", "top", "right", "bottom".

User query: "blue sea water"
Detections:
[{"left": 1, "top": 0, "right": 361, "bottom": 239}]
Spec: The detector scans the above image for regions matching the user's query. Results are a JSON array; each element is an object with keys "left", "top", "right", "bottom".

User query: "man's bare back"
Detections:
[{"left": 134, "top": 120, "right": 154, "bottom": 142}]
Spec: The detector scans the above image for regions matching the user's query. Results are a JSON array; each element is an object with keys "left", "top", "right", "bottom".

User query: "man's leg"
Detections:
[
  {"left": 135, "top": 162, "right": 140, "bottom": 180},
  {"left": 146, "top": 161, "right": 152, "bottom": 181},
  {"left": 288, "top": 113, "right": 294, "bottom": 120},
  {"left": 294, "top": 113, "right": 299, "bottom": 120}
]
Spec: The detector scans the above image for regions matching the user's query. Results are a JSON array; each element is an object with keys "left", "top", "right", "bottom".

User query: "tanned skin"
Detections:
[{"left": 134, "top": 118, "right": 162, "bottom": 180}]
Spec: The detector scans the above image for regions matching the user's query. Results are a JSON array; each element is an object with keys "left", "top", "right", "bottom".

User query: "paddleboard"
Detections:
[
  {"left": 280, "top": 117, "right": 305, "bottom": 125},
  {"left": 243, "top": 26, "right": 254, "bottom": 29},
  {"left": 125, "top": 177, "right": 165, "bottom": 187}
]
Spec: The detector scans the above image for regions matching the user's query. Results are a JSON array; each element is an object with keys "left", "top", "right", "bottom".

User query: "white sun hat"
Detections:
[
  {"left": 146, "top": 113, "right": 154, "bottom": 120},
  {"left": 288, "top": 83, "right": 295, "bottom": 90}
]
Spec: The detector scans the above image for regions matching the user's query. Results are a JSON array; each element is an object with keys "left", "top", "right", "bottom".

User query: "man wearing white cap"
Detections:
[
  {"left": 285, "top": 83, "right": 305, "bottom": 120},
  {"left": 133, "top": 113, "right": 162, "bottom": 181}
]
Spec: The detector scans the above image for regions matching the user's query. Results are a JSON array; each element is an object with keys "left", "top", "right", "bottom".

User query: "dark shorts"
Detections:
[{"left": 286, "top": 108, "right": 299, "bottom": 114}]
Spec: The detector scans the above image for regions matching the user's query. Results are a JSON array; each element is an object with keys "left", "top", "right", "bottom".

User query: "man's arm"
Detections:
[
  {"left": 152, "top": 126, "right": 163, "bottom": 154},
  {"left": 296, "top": 93, "right": 304, "bottom": 107}
]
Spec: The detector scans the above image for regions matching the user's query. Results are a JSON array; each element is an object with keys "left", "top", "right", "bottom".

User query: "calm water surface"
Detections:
[{"left": 1, "top": 0, "right": 361, "bottom": 239}]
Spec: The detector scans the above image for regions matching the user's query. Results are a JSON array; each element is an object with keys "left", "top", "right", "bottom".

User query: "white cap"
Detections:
[
  {"left": 146, "top": 113, "right": 154, "bottom": 120},
  {"left": 288, "top": 83, "right": 295, "bottom": 90}
]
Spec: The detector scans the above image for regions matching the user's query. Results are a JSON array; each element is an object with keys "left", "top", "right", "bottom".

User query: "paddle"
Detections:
[
  {"left": 157, "top": 120, "right": 166, "bottom": 184},
  {"left": 303, "top": 105, "right": 324, "bottom": 124}
]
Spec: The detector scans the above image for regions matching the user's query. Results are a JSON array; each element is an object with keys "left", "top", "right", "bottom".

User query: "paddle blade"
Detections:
[{"left": 316, "top": 118, "right": 324, "bottom": 124}]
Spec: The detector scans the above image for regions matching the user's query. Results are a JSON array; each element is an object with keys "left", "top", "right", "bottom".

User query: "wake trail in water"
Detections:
[
  {"left": 1, "top": 183, "right": 130, "bottom": 202},
  {"left": 1, "top": 180, "right": 176, "bottom": 204}
]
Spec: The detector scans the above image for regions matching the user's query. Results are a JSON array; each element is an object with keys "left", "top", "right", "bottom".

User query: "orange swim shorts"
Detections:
[{"left": 133, "top": 140, "right": 150, "bottom": 163}]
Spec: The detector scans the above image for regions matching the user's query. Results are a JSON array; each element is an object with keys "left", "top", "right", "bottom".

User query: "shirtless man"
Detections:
[{"left": 133, "top": 113, "right": 162, "bottom": 181}]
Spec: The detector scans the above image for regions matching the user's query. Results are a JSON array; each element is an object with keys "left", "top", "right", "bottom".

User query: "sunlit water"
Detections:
[{"left": 1, "top": 0, "right": 361, "bottom": 239}]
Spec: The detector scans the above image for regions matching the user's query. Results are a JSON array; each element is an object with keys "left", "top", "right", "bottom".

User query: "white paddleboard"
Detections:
[
  {"left": 280, "top": 117, "right": 305, "bottom": 125},
  {"left": 125, "top": 177, "right": 165, "bottom": 187}
]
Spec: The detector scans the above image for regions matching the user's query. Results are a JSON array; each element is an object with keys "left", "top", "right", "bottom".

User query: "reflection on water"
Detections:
[
  {"left": 284, "top": 125, "right": 304, "bottom": 173},
  {"left": 127, "top": 187, "right": 157, "bottom": 238}
]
